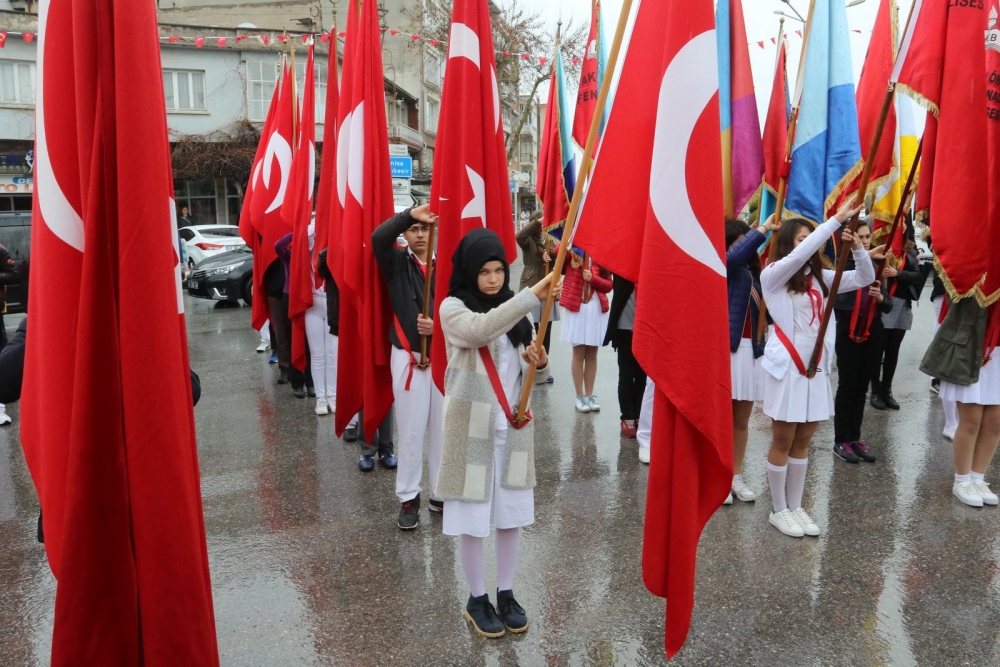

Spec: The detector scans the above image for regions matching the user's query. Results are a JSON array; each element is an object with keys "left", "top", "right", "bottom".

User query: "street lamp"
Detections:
[{"left": 774, "top": 9, "right": 804, "bottom": 24}]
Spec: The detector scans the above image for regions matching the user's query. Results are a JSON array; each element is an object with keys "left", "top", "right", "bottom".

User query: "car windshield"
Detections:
[{"left": 200, "top": 228, "right": 241, "bottom": 238}]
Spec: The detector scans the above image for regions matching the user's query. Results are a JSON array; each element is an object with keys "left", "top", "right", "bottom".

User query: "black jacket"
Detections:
[
  {"left": 317, "top": 249, "right": 341, "bottom": 336},
  {"left": 0, "top": 317, "right": 26, "bottom": 403},
  {"left": 372, "top": 210, "right": 434, "bottom": 353},
  {"left": 603, "top": 275, "right": 635, "bottom": 349},
  {"left": 0, "top": 244, "right": 18, "bottom": 308},
  {"left": 886, "top": 249, "right": 922, "bottom": 304},
  {"left": 834, "top": 257, "right": 892, "bottom": 316}
]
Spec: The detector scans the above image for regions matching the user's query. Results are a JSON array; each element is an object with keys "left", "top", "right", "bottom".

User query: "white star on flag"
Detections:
[{"left": 460, "top": 165, "right": 486, "bottom": 226}]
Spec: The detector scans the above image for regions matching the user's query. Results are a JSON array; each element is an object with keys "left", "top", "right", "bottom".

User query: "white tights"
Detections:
[
  {"left": 305, "top": 295, "right": 337, "bottom": 400},
  {"left": 459, "top": 528, "right": 521, "bottom": 597}
]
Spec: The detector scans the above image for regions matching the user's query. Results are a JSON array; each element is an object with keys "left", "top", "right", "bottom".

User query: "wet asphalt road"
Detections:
[{"left": 2, "top": 285, "right": 999, "bottom": 667}]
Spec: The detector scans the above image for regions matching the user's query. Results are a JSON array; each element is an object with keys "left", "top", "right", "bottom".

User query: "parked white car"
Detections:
[{"left": 179, "top": 225, "right": 247, "bottom": 267}]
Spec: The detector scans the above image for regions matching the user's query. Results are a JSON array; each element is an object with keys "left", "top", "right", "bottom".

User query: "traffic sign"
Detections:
[{"left": 390, "top": 156, "right": 413, "bottom": 179}]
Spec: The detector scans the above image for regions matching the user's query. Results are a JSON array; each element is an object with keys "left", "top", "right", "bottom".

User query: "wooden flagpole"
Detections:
[
  {"left": 581, "top": 0, "right": 599, "bottom": 305},
  {"left": 806, "top": 0, "right": 919, "bottom": 376},
  {"left": 515, "top": 0, "right": 634, "bottom": 423},
  {"left": 418, "top": 222, "right": 435, "bottom": 368},
  {"left": 289, "top": 40, "right": 298, "bottom": 148},
  {"left": 852, "top": 137, "right": 923, "bottom": 340}
]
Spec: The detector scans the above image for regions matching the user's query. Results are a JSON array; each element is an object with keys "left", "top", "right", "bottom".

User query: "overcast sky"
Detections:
[{"left": 516, "top": 0, "right": 916, "bottom": 123}]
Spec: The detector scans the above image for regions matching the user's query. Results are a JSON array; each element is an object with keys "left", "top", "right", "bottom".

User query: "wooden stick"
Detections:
[
  {"left": 851, "top": 137, "right": 923, "bottom": 340},
  {"left": 582, "top": 253, "right": 592, "bottom": 303},
  {"left": 806, "top": 82, "right": 897, "bottom": 377},
  {"left": 418, "top": 223, "right": 435, "bottom": 368},
  {"left": 514, "top": 0, "right": 634, "bottom": 423}
]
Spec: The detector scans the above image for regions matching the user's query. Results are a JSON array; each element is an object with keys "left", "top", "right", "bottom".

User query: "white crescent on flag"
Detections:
[
  {"left": 448, "top": 23, "right": 481, "bottom": 68},
  {"left": 649, "top": 31, "right": 725, "bottom": 277},
  {"left": 36, "top": 1, "right": 84, "bottom": 253},
  {"left": 460, "top": 165, "right": 486, "bottom": 226},
  {"left": 259, "top": 132, "right": 293, "bottom": 214},
  {"left": 337, "top": 102, "right": 366, "bottom": 207}
]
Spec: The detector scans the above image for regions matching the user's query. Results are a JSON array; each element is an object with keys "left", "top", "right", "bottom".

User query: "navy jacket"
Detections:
[{"left": 726, "top": 229, "right": 767, "bottom": 357}]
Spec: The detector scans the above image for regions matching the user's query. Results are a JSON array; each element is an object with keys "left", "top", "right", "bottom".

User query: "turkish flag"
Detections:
[
  {"left": 573, "top": 0, "right": 732, "bottom": 658},
  {"left": 892, "top": 0, "right": 997, "bottom": 301},
  {"left": 284, "top": 46, "right": 317, "bottom": 372},
  {"left": 844, "top": 0, "right": 897, "bottom": 214},
  {"left": 761, "top": 31, "right": 789, "bottom": 193},
  {"left": 571, "top": 0, "right": 600, "bottom": 147},
  {"left": 22, "top": 1, "right": 218, "bottom": 664},
  {"left": 430, "top": 0, "right": 516, "bottom": 392},
  {"left": 239, "top": 75, "right": 282, "bottom": 330},
  {"left": 314, "top": 37, "right": 340, "bottom": 265},
  {"left": 536, "top": 49, "right": 572, "bottom": 231},
  {"left": 334, "top": 0, "right": 394, "bottom": 437}
]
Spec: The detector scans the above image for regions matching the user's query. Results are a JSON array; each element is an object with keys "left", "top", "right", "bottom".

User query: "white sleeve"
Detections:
[
  {"left": 760, "top": 217, "right": 840, "bottom": 293},
  {"left": 829, "top": 247, "right": 878, "bottom": 295}
]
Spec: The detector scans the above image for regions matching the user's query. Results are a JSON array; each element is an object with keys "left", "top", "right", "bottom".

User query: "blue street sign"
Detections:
[
  {"left": 509, "top": 179, "right": 516, "bottom": 192},
  {"left": 390, "top": 156, "right": 413, "bottom": 179}
]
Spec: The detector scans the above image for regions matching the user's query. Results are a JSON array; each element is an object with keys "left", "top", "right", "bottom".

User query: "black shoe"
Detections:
[
  {"left": 307, "top": 385, "right": 316, "bottom": 398},
  {"left": 463, "top": 594, "right": 505, "bottom": 638},
  {"left": 429, "top": 499, "right": 444, "bottom": 514},
  {"left": 931, "top": 378, "right": 940, "bottom": 395},
  {"left": 869, "top": 393, "right": 887, "bottom": 410},
  {"left": 882, "top": 392, "right": 900, "bottom": 410},
  {"left": 293, "top": 385, "right": 306, "bottom": 399},
  {"left": 358, "top": 455, "right": 375, "bottom": 472},
  {"left": 833, "top": 442, "right": 860, "bottom": 464},
  {"left": 398, "top": 494, "right": 420, "bottom": 530},
  {"left": 277, "top": 369, "right": 290, "bottom": 385},
  {"left": 343, "top": 426, "right": 359, "bottom": 443},
  {"left": 496, "top": 589, "right": 528, "bottom": 633},
  {"left": 378, "top": 451, "right": 398, "bottom": 470},
  {"left": 852, "top": 440, "right": 877, "bottom": 463},
  {"left": 544, "top": 375, "right": 554, "bottom": 384}
]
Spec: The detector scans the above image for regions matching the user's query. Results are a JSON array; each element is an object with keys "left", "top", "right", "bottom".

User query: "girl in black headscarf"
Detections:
[{"left": 435, "top": 227, "right": 561, "bottom": 639}]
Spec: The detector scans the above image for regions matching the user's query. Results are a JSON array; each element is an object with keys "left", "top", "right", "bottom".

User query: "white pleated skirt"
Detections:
[
  {"left": 442, "top": 429, "right": 535, "bottom": 538},
  {"left": 731, "top": 340, "right": 765, "bottom": 402},
  {"left": 560, "top": 297, "right": 609, "bottom": 347},
  {"left": 941, "top": 355, "right": 1000, "bottom": 406},
  {"left": 763, "top": 333, "right": 834, "bottom": 423}
]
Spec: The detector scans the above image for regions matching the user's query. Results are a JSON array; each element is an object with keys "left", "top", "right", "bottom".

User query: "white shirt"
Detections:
[{"left": 494, "top": 335, "right": 522, "bottom": 432}]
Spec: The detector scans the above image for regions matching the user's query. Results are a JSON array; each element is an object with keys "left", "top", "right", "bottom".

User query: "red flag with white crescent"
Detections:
[
  {"left": 314, "top": 36, "right": 340, "bottom": 265},
  {"left": 22, "top": 0, "right": 218, "bottom": 663},
  {"left": 430, "top": 0, "right": 516, "bottom": 392},
  {"left": 573, "top": 0, "right": 732, "bottom": 657}
]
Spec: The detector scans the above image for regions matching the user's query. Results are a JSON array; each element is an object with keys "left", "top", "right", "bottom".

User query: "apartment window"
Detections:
[
  {"left": 424, "top": 48, "right": 443, "bottom": 89},
  {"left": 247, "top": 59, "right": 328, "bottom": 122},
  {"left": 425, "top": 95, "right": 440, "bottom": 134},
  {"left": 174, "top": 179, "right": 218, "bottom": 225},
  {"left": 0, "top": 62, "right": 36, "bottom": 106},
  {"left": 163, "top": 70, "right": 207, "bottom": 112},
  {"left": 518, "top": 137, "right": 534, "bottom": 166}
]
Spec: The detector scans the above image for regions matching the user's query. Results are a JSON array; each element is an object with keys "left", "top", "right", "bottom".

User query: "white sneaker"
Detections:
[
  {"left": 638, "top": 447, "right": 650, "bottom": 464},
  {"left": 972, "top": 479, "right": 999, "bottom": 506},
  {"left": 587, "top": 395, "right": 601, "bottom": 411},
  {"left": 732, "top": 477, "right": 756, "bottom": 502},
  {"left": 0, "top": 409, "right": 10, "bottom": 426},
  {"left": 943, "top": 425, "right": 957, "bottom": 441},
  {"left": 769, "top": 509, "right": 804, "bottom": 538},
  {"left": 953, "top": 481, "right": 984, "bottom": 508},
  {"left": 575, "top": 396, "right": 591, "bottom": 413},
  {"left": 256, "top": 340, "right": 271, "bottom": 353},
  {"left": 723, "top": 491, "right": 733, "bottom": 505},
  {"left": 790, "top": 507, "right": 820, "bottom": 536},
  {"left": 315, "top": 398, "right": 329, "bottom": 416}
]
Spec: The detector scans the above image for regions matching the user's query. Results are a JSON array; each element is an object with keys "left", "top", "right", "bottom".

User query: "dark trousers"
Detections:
[
  {"left": 268, "top": 293, "right": 312, "bottom": 389},
  {"left": 872, "top": 328, "right": 907, "bottom": 395},
  {"left": 533, "top": 321, "right": 552, "bottom": 355},
  {"left": 359, "top": 408, "right": 394, "bottom": 456},
  {"left": 833, "top": 314, "right": 883, "bottom": 444},
  {"left": 616, "top": 330, "right": 647, "bottom": 420}
]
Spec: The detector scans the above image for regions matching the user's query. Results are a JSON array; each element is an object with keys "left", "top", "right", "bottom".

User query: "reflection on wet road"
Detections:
[{"left": 1, "top": 295, "right": 997, "bottom": 666}]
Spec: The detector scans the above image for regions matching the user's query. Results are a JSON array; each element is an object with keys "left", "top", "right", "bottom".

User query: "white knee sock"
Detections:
[
  {"left": 786, "top": 457, "right": 808, "bottom": 511},
  {"left": 459, "top": 535, "right": 486, "bottom": 598},
  {"left": 943, "top": 398, "right": 959, "bottom": 433},
  {"left": 766, "top": 462, "right": 787, "bottom": 513},
  {"left": 495, "top": 528, "right": 520, "bottom": 592}
]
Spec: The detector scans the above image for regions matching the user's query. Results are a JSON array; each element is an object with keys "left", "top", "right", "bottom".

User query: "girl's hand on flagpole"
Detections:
[
  {"left": 531, "top": 272, "right": 563, "bottom": 300},
  {"left": 522, "top": 341, "right": 548, "bottom": 369},
  {"left": 542, "top": 250, "right": 551, "bottom": 264},
  {"left": 841, "top": 227, "right": 861, "bottom": 250},
  {"left": 883, "top": 265, "right": 898, "bottom": 278},
  {"left": 762, "top": 214, "right": 780, "bottom": 233},
  {"left": 582, "top": 269, "right": 593, "bottom": 283},
  {"left": 869, "top": 284, "right": 884, "bottom": 303},
  {"left": 417, "top": 314, "right": 434, "bottom": 336},
  {"left": 410, "top": 204, "right": 439, "bottom": 225},
  {"left": 869, "top": 244, "right": 887, "bottom": 261},
  {"left": 835, "top": 200, "right": 864, "bottom": 224}
]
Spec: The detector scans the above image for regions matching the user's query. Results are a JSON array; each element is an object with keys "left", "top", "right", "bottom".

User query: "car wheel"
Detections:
[
  {"left": 188, "top": 258, "right": 195, "bottom": 269},
  {"left": 241, "top": 275, "right": 253, "bottom": 307}
]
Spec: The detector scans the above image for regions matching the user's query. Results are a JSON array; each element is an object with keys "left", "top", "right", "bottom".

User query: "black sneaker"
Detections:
[
  {"left": 882, "top": 392, "right": 900, "bottom": 410},
  {"left": 307, "top": 385, "right": 316, "bottom": 398},
  {"left": 931, "top": 378, "right": 940, "bottom": 394},
  {"left": 378, "top": 451, "right": 398, "bottom": 469},
  {"left": 463, "top": 594, "right": 505, "bottom": 638},
  {"left": 833, "top": 442, "right": 860, "bottom": 464},
  {"left": 852, "top": 440, "right": 877, "bottom": 463},
  {"left": 277, "top": 369, "right": 290, "bottom": 385},
  {"left": 343, "top": 426, "right": 359, "bottom": 443},
  {"left": 429, "top": 499, "right": 444, "bottom": 514},
  {"left": 398, "top": 494, "right": 420, "bottom": 530},
  {"left": 869, "top": 393, "right": 887, "bottom": 410},
  {"left": 293, "top": 385, "right": 306, "bottom": 399},
  {"left": 358, "top": 455, "right": 375, "bottom": 472},
  {"left": 496, "top": 589, "right": 528, "bottom": 633}
]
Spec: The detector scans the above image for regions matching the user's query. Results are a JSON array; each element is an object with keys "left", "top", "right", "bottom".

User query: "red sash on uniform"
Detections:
[
  {"left": 393, "top": 316, "right": 425, "bottom": 391},
  {"left": 774, "top": 276, "right": 823, "bottom": 376},
  {"left": 849, "top": 288, "right": 877, "bottom": 343},
  {"left": 478, "top": 346, "right": 532, "bottom": 429},
  {"left": 888, "top": 255, "right": 906, "bottom": 298}
]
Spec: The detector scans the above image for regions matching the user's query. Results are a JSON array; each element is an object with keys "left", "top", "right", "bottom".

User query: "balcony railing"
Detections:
[{"left": 388, "top": 122, "right": 424, "bottom": 147}]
